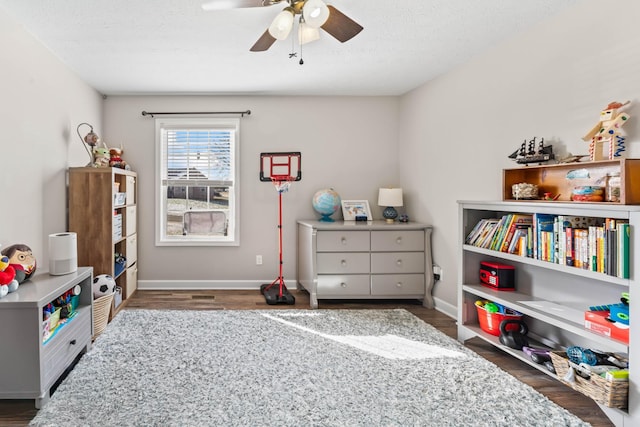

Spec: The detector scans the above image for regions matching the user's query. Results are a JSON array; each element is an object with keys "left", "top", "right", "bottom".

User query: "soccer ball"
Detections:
[{"left": 93, "top": 274, "right": 116, "bottom": 299}]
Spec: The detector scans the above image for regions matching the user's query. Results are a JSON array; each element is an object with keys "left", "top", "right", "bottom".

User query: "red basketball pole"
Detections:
[{"left": 264, "top": 185, "right": 286, "bottom": 298}]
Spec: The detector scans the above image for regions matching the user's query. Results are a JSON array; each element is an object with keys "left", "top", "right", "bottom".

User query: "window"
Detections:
[{"left": 156, "top": 118, "right": 239, "bottom": 246}]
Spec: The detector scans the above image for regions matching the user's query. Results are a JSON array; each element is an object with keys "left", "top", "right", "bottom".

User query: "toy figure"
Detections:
[
  {"left": 582, "top": 101, "right": 631, "bottom": 161},
  {"left": 109, "top": 145, "right": 128, "bottom": 169},
  {"left": 1, "top": 243, "right": 37, "bottom": 282},
  {"left": 0, "top": 255, "right": 18, "bottom": 298},
  {"left": 92, "top": 143, "right": 111, "bottom": 168}
]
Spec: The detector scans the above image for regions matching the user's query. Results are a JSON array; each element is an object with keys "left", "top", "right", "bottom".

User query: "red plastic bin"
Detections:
[{"left": 476, "top": 304, "right": 523, "bottom": 336}]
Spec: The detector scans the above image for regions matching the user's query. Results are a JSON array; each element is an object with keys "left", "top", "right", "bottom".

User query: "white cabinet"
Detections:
[
  {"left": 0, "top": 267, "right": 93, "bottom": 408},
  {"left": 457, "top": 201, "right": 638, "bottom": 426},
  {"left": 297, "top": 220, "right": 434, "bottom": 309}
]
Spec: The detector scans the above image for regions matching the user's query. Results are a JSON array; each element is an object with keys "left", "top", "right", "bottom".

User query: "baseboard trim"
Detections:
[
  {"left": 138, "top": 280, "right": 460, "bottom": 319},
  {"left": 138, "top": 279, "right": 277, "bottom": 290},
  {"left": 433, "top": 297, "right": 456, "bottom": 319}
]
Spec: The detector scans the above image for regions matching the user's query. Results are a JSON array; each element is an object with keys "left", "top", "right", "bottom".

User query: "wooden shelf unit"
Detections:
[
  {"left": 458, "top": 200, "right": 639, "bottom": 426},
  {"left": 68, "top": 167, "right": 138, "bottom": 318},
  {"left": 503, "top": 159, "right": 640, "bottom": 204}
]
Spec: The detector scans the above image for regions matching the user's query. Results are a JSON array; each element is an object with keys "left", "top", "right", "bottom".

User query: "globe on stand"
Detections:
[{"left": 312, "top": 189, "right": 341, "bottom": 222}]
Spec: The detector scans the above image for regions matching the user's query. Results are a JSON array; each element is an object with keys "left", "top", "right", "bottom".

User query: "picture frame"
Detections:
[{"left": 341, "top": 200, "right": 372, "bottom": 221}]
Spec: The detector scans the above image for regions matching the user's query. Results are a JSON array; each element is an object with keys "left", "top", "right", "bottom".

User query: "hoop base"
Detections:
[{"left": 260, "top": 283, "right": 295, "bottom": 305}]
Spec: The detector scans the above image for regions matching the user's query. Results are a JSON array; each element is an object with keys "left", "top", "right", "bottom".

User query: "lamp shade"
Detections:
[
  {"left": 299, "top": 21, "right": 321, "bottom": 45},
  {"left": 378, "top": 188, "right": 403, "bottom": 207},
  {"left": 269, "top": 8, "right": 295, "bottom": 40},
  {"left": 303, "top": 0, "right": 330, "bottom": 28}
]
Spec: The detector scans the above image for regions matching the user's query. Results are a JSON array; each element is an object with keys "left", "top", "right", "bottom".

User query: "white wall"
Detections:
[
  {"left": 0, "top": 8, "right": 102, "bottom": 268},
  {"left": 399, "top": 0, "right": 640, "bottom": 312},
  {"left": 103, "top": 95, "right": 400, "bottom": 285}
]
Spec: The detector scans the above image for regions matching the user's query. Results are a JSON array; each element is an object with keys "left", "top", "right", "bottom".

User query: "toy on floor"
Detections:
[
  {"left": 582, "top": 100, "right": 631, "bottom": 160},
  {"left": 259, "top": 152, "right": 301, "bottom": 305},
  {"left": 93, "top": 274, "right": 116, "bottom": 299}
]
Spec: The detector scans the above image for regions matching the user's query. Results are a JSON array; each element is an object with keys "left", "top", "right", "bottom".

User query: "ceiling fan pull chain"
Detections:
[{"left": 299, "top": 37, "right": 304, "bottom": 65}]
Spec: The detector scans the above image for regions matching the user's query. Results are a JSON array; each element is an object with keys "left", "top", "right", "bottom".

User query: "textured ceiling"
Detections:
[{"left": 0, "top": 0, "right": 582, "bottom": 96}]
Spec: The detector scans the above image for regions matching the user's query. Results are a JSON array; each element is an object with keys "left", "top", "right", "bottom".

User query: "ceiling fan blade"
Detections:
[
  {"left": 321, "top": 5, "right": 363, "bottom": 43},
  {"left": 250, "top": 29, "right": 277, "bottom": 52},
  {"left": 202, "top": 0, "right": 281, "bottom": 11}
]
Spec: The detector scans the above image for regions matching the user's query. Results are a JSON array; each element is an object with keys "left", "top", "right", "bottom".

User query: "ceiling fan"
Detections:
[{"left": 202, "top": 0, "right": 364, "bottom": 52}]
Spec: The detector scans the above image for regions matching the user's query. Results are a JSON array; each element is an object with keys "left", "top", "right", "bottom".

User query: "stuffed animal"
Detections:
[
  {"left": 0, "top": 255, "right": 19, "bottom": 298},
  {"left": 93, "top": 143, "right": 111, "bottom": 168},
  {"left": 109, "top": 145, "right": 128, "bottom": 169},
  {"left": 1, "top": 243, "right": 37, "bottom": 283}
]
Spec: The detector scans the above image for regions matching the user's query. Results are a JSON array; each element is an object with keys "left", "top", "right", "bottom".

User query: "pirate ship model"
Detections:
[{"left": 508, "top": 137, "right": 555, "bottom": 165}]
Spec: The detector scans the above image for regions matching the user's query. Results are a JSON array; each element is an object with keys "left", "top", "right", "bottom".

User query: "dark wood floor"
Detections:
[{"left": 0, "top": 290, "right": 615, "bottom": 426}]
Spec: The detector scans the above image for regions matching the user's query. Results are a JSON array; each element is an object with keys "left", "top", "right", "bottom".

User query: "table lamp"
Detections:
[{"left": 378, "top": 188, "right": 403, "bottom": 223}]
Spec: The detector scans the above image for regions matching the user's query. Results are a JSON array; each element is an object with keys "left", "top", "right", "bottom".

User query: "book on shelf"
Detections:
[
  {"left": 489, "top": 214, "right": 510, "bottom": 251},
  {"left": 499, "top": 214, "right": 533, "bottom": 253},
  {"left": 533, "top": 213, "right": 556, "bottom": 262},
  {"left": 466, "top": 214, "right": 629, "bottom": 279},
  {"left": 465, "top": 218, "right": 489, "bottom": 245},
  {"left": 617, "top": 222, "right": 630, "bottom": 279}
]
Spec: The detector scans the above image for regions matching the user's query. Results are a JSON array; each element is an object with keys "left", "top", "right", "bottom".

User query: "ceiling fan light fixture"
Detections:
[
  {"left": 302, "top": 0, "right": 329, "bottom": 28},
  {"left": 268, "top": 7, "right": 295, "bottom": 40},
  {"left": 298, "top": 20, "right": 320, "bottom": 45}
]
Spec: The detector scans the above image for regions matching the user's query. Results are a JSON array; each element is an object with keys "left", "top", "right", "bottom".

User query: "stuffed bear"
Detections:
[
  {"left": 0, "top": 255, "right": 19, "bottom": 298},
  {"left": 109, "top": 145, "right": 128, "bottom": 169},
  {"left": 1, "top": 243, "right": 37, "bottom": 283}
]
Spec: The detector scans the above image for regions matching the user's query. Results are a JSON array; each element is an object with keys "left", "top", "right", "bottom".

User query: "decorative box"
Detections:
[
  {"left": 114, "top": 192, "right": 126, "bottom": 206},
  {"left": 584, "top": 310, "right": 629, "bottom": 344}
]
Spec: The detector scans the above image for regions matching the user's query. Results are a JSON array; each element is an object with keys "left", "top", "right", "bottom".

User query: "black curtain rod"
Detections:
[{"left": 141, "top": 110, "right": 251, "bottom": 118}]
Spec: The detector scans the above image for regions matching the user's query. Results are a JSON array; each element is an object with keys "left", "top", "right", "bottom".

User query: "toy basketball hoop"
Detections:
[{"left": 259, "top": 152, "right": 301, "bottom": 305}]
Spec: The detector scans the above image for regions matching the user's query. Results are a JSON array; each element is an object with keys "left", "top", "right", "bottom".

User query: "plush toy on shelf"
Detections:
[
  {"left": 92, "top": 143, "right": 111, "bottom": 168},
  {"left": 0, "top": 255, "right": 19, "bottom": 298},
  {"left": 109, "top": 145, "right": 129, "bottom": 169},
  {"left": 1, "top": 243, "right": 37, "bottom": 283}
]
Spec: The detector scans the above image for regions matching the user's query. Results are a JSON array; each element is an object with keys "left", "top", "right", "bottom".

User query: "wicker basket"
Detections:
[
  {"left": 93, "top": 293, "right": 114, "bottom": 340},
  {"left": 550, "top": 351, "right": 628, "bottom": 408}
]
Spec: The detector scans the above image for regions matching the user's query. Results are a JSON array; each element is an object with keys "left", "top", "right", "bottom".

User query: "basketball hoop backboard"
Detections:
[{"left": 259, "top": 152, "right": 302, "bottom": 182}]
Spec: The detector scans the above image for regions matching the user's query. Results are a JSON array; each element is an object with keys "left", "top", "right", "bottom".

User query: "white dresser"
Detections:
[{"left": 297, "top": 220, "right": 434, "bottom": 309}]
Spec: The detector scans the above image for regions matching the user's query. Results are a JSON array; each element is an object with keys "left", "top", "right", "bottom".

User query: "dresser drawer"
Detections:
[
  {"left": 371, "top": 274, "right": 425, "bottom": 296},
  {"left": 317, "top": 231, "right": 369, "bottom": 252},
  {"left": 317, "top": 275, "right": 370, "bottom": 296},
  {"left": 317, "top": 253, "right": 370, "bottom": 274},
  {"left": 371, "top": 230, "right": 424, "bottom": 252},
  {"left": 42, "top": 308, "right": 91, "bottom": 388},
  {"left": 370, "top": 252, "right": 424, "bottom": 274}
]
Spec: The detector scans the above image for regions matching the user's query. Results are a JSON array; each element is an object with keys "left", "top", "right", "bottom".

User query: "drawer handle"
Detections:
[
  {"left": 341, "top": 237, "right": 347, "bottom": 245},
  {"left": 396, "top": 259, "right": 403, "bottom": 267},
  {"left": 341, "top": 259, "right": 347, "bottom": 267},
  {"left": 396, "top": 237, "right": 402, "bottom": 244},
  {"left": 70, "top": 339, "right": 77, "bottom": 345},
  {"left": 396, "top": 282, "right": 403, "bottom": 288},
  {"left": 340, "top": 282, "right": 347, "bottom": 288}
]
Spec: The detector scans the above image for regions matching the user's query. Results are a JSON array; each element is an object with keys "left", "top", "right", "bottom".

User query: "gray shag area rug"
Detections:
[{"left": 30, "top": 309, "right": 590, "bottom": 427}]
